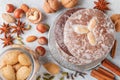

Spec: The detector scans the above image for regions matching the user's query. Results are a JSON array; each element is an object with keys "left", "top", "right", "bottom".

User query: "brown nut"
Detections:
[
  {"left": 20, "top": 4, "right": 29, "bottom": 13},
  {"left": 26, "top": 8, "right": 42, "bottom": 24},
  {"left": 2, "top": 13, "right": 16, "bottom": 23},
  {"left": 6, "top": 4, "right": 15, "bottom": 13},
  {"left": 43, "top": 62, "right": 60, "bottom": 75},
  {"left": 111, "top": 14, "right": 120, "bottom": 23},
  {"left": 35, "top": 46, "right": 46, "bottom": 56},
  {"left": 38, "top": 37, "right": 48, "bottom": 45},
  {"left": 26, "top": 35, "right": 37, "bottom": 42},
  {"left": 43, "top": 0, "right": 61, "bottom": 13},
  {"left": 14, "top": 8, "right": 24, "bottom": 18},
  {"left": 36, "top": 23, "right": 49, "bottom": 33},
  {"left": 115, "top": 19, "right": 120, "bottom": 32},
  {"left": 61, "top": 0, "right": 78, "bottom": 8}
]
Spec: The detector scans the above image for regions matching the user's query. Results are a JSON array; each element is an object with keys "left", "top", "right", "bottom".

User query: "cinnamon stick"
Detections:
[
  {"left": 97, "top": 67, "right": 115, "bottom": 79},
  {"left": 91, "top": 70, "right": 105, "bottom": 80},
  {"left": 91, "top": 69, "right": 114, "bottom": 80},
  {"left": 111, "top": 40, "right": 117, "bottom": 58},
  {"left": 102, "top": 59, "right": 120, "bottom": 76}
]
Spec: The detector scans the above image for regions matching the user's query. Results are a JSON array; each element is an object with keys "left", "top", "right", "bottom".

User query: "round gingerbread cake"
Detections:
[{"left": 54, "top": 9, "right": 115, "bottom": 65}]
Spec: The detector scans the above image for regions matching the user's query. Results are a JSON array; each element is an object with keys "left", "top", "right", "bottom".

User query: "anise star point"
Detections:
[
  {"left": 0, "top": 23, "right": 11, "bottom": 35},
  {"left": 0, "top": 35, "right": 14, "bottom": 47},
  {"left": 94, "top": 0, "right": 110, "bottom": 12}
]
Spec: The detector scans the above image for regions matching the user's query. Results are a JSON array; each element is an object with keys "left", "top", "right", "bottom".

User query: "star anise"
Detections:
[
  {"left": 0, "top": 23, "right": 11, "bottom": 35},
  {"left": 12, "top": 19, "right": 26, "bottom": 37},
  {"left": 94, "top": 0, "right": 110, "bottom": 12},
  {"left": 0, "top": 35, "right": 14, "bottom": 47}
]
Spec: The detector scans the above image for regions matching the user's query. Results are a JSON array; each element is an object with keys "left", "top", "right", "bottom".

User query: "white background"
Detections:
[{"left": 0, "top": 0, "right": 120, "bottom": 80}]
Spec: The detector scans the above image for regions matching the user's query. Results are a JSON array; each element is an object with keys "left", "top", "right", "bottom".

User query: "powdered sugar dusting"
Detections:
[{"left": 63, "top": 9, "right": 115, "bottom": 65}]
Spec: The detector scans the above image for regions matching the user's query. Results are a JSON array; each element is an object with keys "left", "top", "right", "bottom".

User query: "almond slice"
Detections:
[
  {"left": 87, "top": 32, "right": 96, "bottom": 46},
  {"left": 88, "top": 17, "right": 97, "bottom": 31},
  {"left": 73, "top": 25, "right": 89, "bottom": 34}
]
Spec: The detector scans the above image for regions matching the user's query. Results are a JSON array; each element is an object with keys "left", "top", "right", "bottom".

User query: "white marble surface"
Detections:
[{"left": 0, "top": 0, "right": 120, "bottom": 80}]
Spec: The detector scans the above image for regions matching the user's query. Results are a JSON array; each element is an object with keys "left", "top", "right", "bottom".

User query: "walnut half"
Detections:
[{"left": 26, "top": 8, "right": 42, "bottom": 24}]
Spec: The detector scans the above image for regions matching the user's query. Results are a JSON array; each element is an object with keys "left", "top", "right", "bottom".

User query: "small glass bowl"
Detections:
[
  {"left": 0, "top": 45, "right": 40, "bottom": 80},
  {"left": 48, "top": 8, "right": 115, "bottom": 71}
]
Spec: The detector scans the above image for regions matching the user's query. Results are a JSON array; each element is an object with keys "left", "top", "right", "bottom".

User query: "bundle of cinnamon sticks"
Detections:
[{"left": 91, "top": 59, "right": 120, "bottom": 80}]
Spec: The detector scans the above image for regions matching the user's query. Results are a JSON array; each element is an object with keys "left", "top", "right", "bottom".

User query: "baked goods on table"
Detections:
[{"left": 54, "top": 8, "right": 115, "bottom": 65}]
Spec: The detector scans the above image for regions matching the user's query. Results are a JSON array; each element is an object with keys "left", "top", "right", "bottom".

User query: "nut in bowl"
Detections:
[{"left": 0, "top": 45, "right": 40, "bottom": 80}]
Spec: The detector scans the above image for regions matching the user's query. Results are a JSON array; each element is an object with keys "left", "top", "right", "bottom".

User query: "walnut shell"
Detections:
[
  {"left": 26, "top": 8, "right": 42, "bottom": 24},
  {"left": 61, "top": 0, "right": 78, "bottom": 8},
  {"left": 43, "top": 0, "right": 61, "bottom": 13}
]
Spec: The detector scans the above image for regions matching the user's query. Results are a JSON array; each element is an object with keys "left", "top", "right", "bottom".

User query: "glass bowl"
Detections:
[
  {"left": 0, "top": 45, "right": 40, "bottom": 80},
  {"left": 48, "top": 8, "right": 115, "bottom": 71}
]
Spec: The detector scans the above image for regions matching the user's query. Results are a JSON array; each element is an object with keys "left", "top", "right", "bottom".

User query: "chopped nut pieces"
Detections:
[
  {"left": 61, "top": 0, "right": 78, "bottom": 8},
  {"left": 43, "top": 0, "right": 61, "bottom": 13},
  {"left": 26, "top": 8, "right": 42, "bottom": 24}
]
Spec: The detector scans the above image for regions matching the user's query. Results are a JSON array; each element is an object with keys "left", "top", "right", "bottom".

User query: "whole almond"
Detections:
[
  {"left": 26, "top": 36, "right": 37, "bottom": 42},
  {"left": 2, "top": 13, "right": 16, "bottom": 23}
]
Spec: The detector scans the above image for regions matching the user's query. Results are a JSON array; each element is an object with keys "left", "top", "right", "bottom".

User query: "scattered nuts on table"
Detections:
[
  {"left": 43, "top": 0, "right": 61, "bottom": 13},
  {"left": 61, "top": 0, "right": 78, "bottom": 8},
  {"left": 35, "top": 46, "right": 46, "bottom": 56},
  {"left": 2, "top": 13, "right": 16, "bottom": 23},
  {"left": 43, "top": 62, "right": 60, "bottom": 75},
  {"left": 36, "top": 23, "right": 49, "bottom": 33},
  {"left": 0, "top": 50, "right": 32, "bottom": 80},
  {"left": 26, "top": 35, "right": 37, "bottom": 42},
  {"left": 14, "top": 8, "right": 24, "bottom": 18},
  {"left": 38, "top": 36, "right": 48, "bottom": 45},
  {"left": 20, "top": 4, "right": 29, "bottom": 13},
  {"left": 6, "top": 4, "right": 15, "bottom": 13},
  {"left": 26, "top": 8, "right": 42, "bottom": 24}
]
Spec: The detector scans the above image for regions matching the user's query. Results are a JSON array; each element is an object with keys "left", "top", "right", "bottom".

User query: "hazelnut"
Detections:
[
  {"left": 20, "top": 4, "right": 29, "bottom": 13},
  {"left": 36, "top": 23, "right": 49, "bottom": 33},
  {"left": 6, "top": 4, "right": 15, "bottom": 13},
  {"left": 38, "top": 37, "right": 48, "bottom": 45},
  {"left": 43, "top": 0, "right": 61, "bottom": 13},
  {"left": 26, "top": 8, "right": 42, "bottom": 24},
  {"left": 61, "top": 0, "right": 78, "bottom": 8},
  {"left": 35, "top": 46, "right": 46, "bottom": 56},
  {"left": 43, "top": 62, "right": 60, "bottom": 75},
  {"left": 14, "top": 9, "right": 24, "bottom": 18}
]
